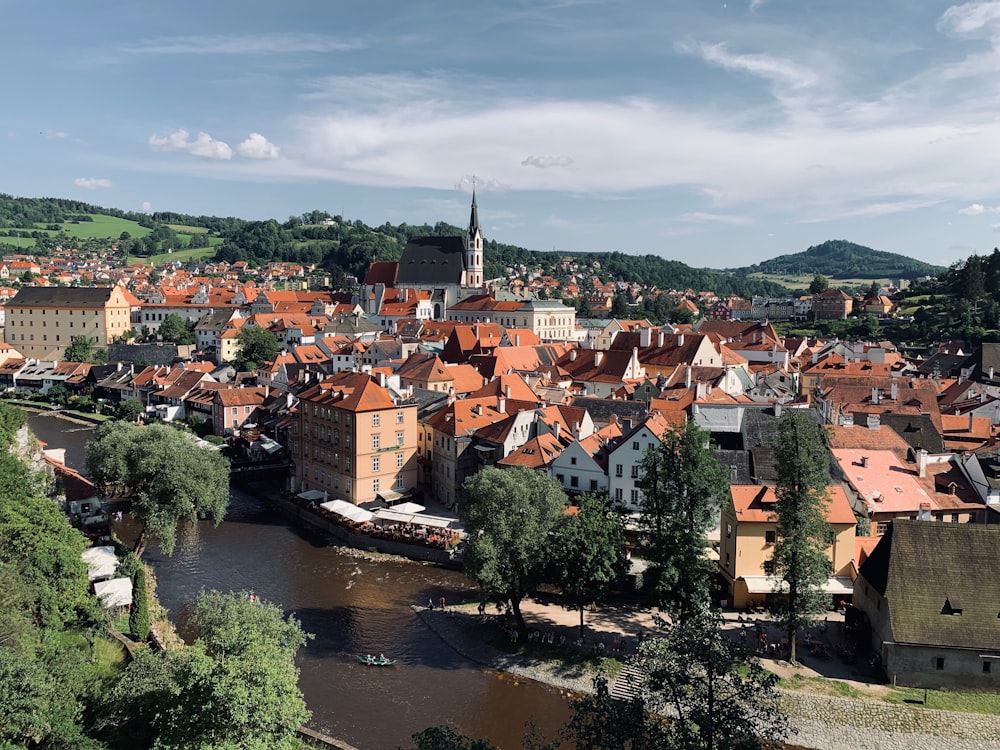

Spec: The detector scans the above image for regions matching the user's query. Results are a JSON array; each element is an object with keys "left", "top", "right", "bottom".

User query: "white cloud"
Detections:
[
  {"left": 679, "top": 211, "right": 757, "bottom": 226},
  {"left": 938, "top": 1, "right": 1000, "bottom": 38},
  {"left": 992, "top": 222, "right": 1000, "bottom": 231},
  {"left": 749, "top": 0, "right": 768, "bottom": 11},
  {"left": 45, "top": 130, "right": 68, "bottom": 140},
  {"left": 958, "top": 203, "right": 1000, "bottom": 214},
  {"left": 149, "top": 129, "right": 232, "bottom": 160},
  {"left": 455, "top": 175, "right": 509, "bottom": 193},
  {"left": 521, "top": 155, "right": 574, "bottom": 168},
  {"left": 140, "top": 201, "right": 153, "bottom": 214},
  {"left": 74, "top": 177, "right": 112, "bottom": 189},
  {"left": 236, "top": 133, "right": 280, "bottom": 160},
  {"left": 676, "top": 40, "right": 818, "bottom": 89},
  {"left": 120, "top": 33, "right": 361, "bottom": 55}
]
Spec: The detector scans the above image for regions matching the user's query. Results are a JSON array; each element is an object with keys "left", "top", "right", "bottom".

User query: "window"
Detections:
[
  {"left": 396, "top": 453, "right": 404, "bottom": 468},
  {"left": 590, "top": 480, "right": 598, "bottom": 491},
  {"left": 372, "top": 413, "right": 380, "bottom": 426},
  {"left": 765, "top": 530, "right": 776, "bottom": 545},
  {"left": 614, "top": 488, "right": 623, "bottom": 502},
  {"left": 373, "top": 478, "right": 380, "bottom": 493},
  {"left": 396, "top": 431, "right": 404, "bottom": 446},
  {"left": 373, "top": 434, "right": 380, "bottom": 450},
  {"left": 985, "top": 661, "right": 993, "bottom": 674},
  {"left": 570, "top": 476, "right": 579, "bottom": 488},
  {"left": 935, "top": 657, "right": 945, "bottom": 671},
  {"left": 397, "top": 410, "right": 404, "bottom": 424},
  {"left": 570, "top": 456, "right": 577, "bottom": 465},
  {"left": 631, "top": 466, "right": 640, "bottom": 478},
  {"left": 395, "top": 475, "right": 405, "bottom": 489},
  {"left": 630, "top": 489, "right": 640, "bottom": 504},
  {"left": 632, "top": 441, "right": 639, "bottom": 450},
  {"left": 556, "top": 474, "right": 565, "bottom": 484},
  {"left": 726, "top": 523, "right": 732, "bottom": 539},
  {"left": 373, "top": 457, "right": 380, "bottom": 472},
  {"left": 615, "top": 464, "right": 623, "bottom": 477}
]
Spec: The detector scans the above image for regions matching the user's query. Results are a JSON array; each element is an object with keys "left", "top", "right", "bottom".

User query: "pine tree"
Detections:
[
  {"left": 768, "top": 411, "right": 831, "bottom": 664},
  {"left": 129, "top": 565, "right": 151, "bottom": 641}
]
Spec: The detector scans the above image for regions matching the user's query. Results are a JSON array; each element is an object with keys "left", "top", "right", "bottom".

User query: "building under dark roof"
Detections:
[
  {"left": 395, "top": 237, "right": 467, "bottom": 285},
  {"left": 9, "top": 285, "right": 119, "bottom": 307},
  {"left": 855, "top": 520, "right": 1000, "bottom": 689},
  {"left": 859, "top": 413, "right": 945, "bottom": 454},
  {"left": 570, "top": 396, "right": 648, "bottom": 428}
]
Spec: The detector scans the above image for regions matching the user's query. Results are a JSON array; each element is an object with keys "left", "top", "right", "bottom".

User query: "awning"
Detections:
[
  {"left": 741, "top": 575, "right": 854, "bottom": 596},
  {"left": 320, "top": 499, "right": 375, "bottom": 523},
  {"left": 373, "top": 508, "right": 453, "bottom": 529},
  {"left": 258, "top": 437, "right": 283, "bottom": 454},
  {"left": 376, "top": 490, "right": 407, "bottom": 504},
  {"left": 387, "top": 501, "right": 426, "bottom": 514},
  {"left": 298, "top": 490, "right": 328, "bottom": 502},
  {"left": 82, "top": 545, "right": 117, "bottom": 581},
  {"left": 94, "top": 577, "right": 133, "bottom": 608}
]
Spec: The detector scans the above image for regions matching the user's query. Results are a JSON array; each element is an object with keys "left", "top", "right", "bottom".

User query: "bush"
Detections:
[{"left": 129, "top": 566, "right": 151, "bottom": 641}]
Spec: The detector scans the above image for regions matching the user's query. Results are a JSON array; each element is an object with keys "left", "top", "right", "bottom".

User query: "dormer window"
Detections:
[{"left": 941, "top": 594, "right": 963, "bottom": 616}]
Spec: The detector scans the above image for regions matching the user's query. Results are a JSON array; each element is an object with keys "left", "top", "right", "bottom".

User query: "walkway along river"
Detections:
[{"left": 28, "top": 412, "right": 572, "bottom": 750}]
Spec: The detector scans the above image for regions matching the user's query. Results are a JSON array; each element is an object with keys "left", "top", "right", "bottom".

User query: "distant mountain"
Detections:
[{"left": 727, "top": 240, "right": 945, "bottom": 280}]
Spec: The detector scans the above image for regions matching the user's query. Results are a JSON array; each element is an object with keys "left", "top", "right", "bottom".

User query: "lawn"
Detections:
[
  {"left": 748, "top": 272, "right": 895, "bottom": 290},
  {"left": 882, "top": 686, "right": 1000, "bottom": 715},
  {"left": 50, "top": 214, "right": 153, "bottom": 239},
  {"left": 127, "top": 245, "right": 216, "bottom": 266}
]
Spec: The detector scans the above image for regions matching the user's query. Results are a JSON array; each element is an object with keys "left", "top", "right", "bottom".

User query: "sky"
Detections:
[{"left": 4, "top": 0, "right": 1000, "bottom": 270}]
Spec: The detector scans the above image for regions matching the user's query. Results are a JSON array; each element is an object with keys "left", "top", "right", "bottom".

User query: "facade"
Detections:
[
  {"left": 292, "top": 372, "right": 418, "bottom": 505},
  {"left": 5, "top": 285, "right": 136, "bottom": 359},
  {"left": 813, "top": 289, "right": 854, "bottom": 320},
  {"left": 447, "top": 296, "right": 577, "bottom": 341},
  {"left": 606, "top": 411, "right": 678, "bottom": 510},
  {"left": 719, "top": 484, "right": 858, "bottom": 609}
]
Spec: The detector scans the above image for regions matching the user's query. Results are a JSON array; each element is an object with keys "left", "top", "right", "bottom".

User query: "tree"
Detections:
[
  {"left": 769, "top": 411, "right": 832, "bottom": 664},
  {"left": 461, "top": 466, "right": 566, "bottom": 638},
  {"left": 561, "top": 676, "right": 666, "bottom": 750},
  {"left": 159, "top": 313, "right": 195, "bottom": 345},
  {"left": 112, "top": 590, "right": 311, "bottom": 749},
  {"left": 235, "top": 324, "right": 279, "bottom": 371},
  {"left": 808, "top": 274, "right": 829, "bottom": 294},
  {"left": 637, "top": 420, "right": 728, "bottom": 623},
  {"left": 116, "top": 397, "right": 144, "bottom": 423},
  {"left": 405, "top": 727, "right": 500, "bottom": 750},
  {"left": 64, "top": 335, "right": 94, "bottom": 363},
  {"left": 549, "top": 493, "right": 625, "bottom": 637},
  {"left": 86, "top": 422, "right": 230, "bottom": 557},
  {"left": 610, "top": 293, "right": 630, "bottom": 319},
  {"left": 129, "top": 564, "right": 151, "bottom": 641},
  {"left": 641, "top": 611, "right": 788, "bottom": 750}
]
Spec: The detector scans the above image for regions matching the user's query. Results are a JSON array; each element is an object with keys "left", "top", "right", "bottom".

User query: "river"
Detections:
[{"left": 28, "top": 412, "right": 573, "bottom": 750}]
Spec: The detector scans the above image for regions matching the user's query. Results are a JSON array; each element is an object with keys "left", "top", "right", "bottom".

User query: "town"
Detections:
[{"left": 3, "top": 195, "right": 1000, "bottom": 750}]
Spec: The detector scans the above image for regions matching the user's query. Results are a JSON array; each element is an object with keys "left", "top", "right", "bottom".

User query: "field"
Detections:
[
  {"left": 747, "top": 272, "right": 895, "bottom": 291},
  {"left": 127, "top": 245, "right": 216, "bottom": 266}
]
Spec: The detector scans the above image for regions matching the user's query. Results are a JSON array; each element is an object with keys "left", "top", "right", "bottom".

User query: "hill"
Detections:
[{"left": 727, "top": 240, "right": 944, "bottom": 280}]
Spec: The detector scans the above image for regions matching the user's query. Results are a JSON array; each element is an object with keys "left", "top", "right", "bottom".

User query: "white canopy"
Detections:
[
  {"left": 741, "top": 575, "right": 854, "bottom": 596},
  {"left": 298, "top": 490, "right": 328, "bottom": 502},
  {"left": 81, "top": 546, "right": 117, "bottom": 581},
  {"left": 387, "top": 501, "right": 426, "bottom": 514},
  {"left": 320, "top": 499, "right": 375, "bottom": 523},
  {"left": 373, "top": 508, "right": 453, "bottom": 529},
  {"left": 94, "top": 577, "right": 133, "bottom": 608}
]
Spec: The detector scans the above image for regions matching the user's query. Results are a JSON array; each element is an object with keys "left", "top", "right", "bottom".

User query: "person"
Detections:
[
  {"left": 379, "top": 653, "right": 385, "bottom": 662},
  {"left": 428, "top": 598, "right": 434, "bottom": 610},
  {"left": 439, "top": 596, "right": 446, "bottom": 610}
]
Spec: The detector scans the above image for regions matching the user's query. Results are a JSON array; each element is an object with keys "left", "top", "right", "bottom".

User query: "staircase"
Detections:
[{"left": 609, "top": 658, "right": 647, "bottom": 702}]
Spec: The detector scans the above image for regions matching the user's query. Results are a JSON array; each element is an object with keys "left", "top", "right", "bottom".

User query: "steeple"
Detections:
[{"left": 465, "top": 187, "right": 483, "bottom": 289}]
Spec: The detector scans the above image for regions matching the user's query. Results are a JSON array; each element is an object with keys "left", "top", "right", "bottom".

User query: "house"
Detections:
[
  {"left": 606, "top": 411, "right": 684, "bottom": 510},
  {"left": 212, "top": 386, "right": 269, "bottom": 436},
  {"left": 853, "top": 520, "right": 1000, "bottom": 688},
  {"left": 719, "top": 484, "right": 857, "bottom": 609},
  {"left": 813, "top": 289, "right": 854, "bottom": 320}
]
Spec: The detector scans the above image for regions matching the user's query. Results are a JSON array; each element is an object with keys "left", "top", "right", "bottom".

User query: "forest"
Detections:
[{"left": 729, "top": 239, "right": 944, "bottom": 280}]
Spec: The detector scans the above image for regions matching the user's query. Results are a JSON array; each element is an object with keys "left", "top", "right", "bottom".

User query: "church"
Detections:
[{"left": 360, "top": 192, "right": 486, "bottom": 321}]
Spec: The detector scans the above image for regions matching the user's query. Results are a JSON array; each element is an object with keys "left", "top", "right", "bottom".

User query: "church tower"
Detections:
[{"left": 465, "top": 189, "right": 483, "bottom": 288}]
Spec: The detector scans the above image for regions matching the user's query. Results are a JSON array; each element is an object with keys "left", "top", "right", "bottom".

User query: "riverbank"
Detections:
[{"left": 416, "top": 602, "right": 1000, "bottom": 750}]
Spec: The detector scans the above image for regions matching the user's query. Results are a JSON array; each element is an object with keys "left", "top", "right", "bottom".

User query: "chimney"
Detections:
[
  {"left": 685, "top": 367, "right": 692, "bottom": 388},
  {"left": 621, "top": 417, "right": 632, "bottom": 432},
  {"left": 890, "top": 382, "right": 898, "bottom": 400},
  {"left": 678, "top": 333, "right": 685, "bottom": 346},
  {"left": 505, "top": 384, "right": 512, "bottom": 398},
  {"left": 918, "top": 448, "right": 929, "bottom": 478},
  {"left": 554, "top": 421, "right": 562, "bottom": 440},
  {"left": 774, "top": 401, "right": 782, "bottom": 418},
  {"left": 640, "top": 326, "right": 651, "bottom": 347},
  {"left": 917, "top": 502, "right": 932, "bottom": 521},
  {"left": 515, "top": 334, "right": 521, "bottom": 347},
  {"left": 871, "top": 387, "right": 879, "bottom": 405},
  {"left": 990, "top": 367, "right": 995, "bottom": 380},
  {"left": 572, "top": 421, "right": 580, "bottom": 439},
  {"left": 658, "top": 330, "right": 665, "bottom": 347},
  {"left": 498, "top": 397, "right": 506, "bottom": 414},
  {"left": 860, "top": 455, "right": 869, "bottom": 468},
  {"left": 570, "top": 349, "right": 577, "bottom": 362},
  {"left": 595, "top": 351, "right": 605, "bottom": 367},
  {"left": 969, "top": 412, "right": 975, "bottom": 433}
]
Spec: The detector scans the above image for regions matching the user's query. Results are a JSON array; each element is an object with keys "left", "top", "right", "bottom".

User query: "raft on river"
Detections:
[{"left": 358, "top": 654, "right": 397, "bottom": 666}]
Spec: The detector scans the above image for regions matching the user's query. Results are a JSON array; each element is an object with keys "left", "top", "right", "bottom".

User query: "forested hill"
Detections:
[
  {"left": 727, "top": 240, "right": 944, "bottom": 280},
  {"left": 0, "top": 194, "right": 787, "bottom": 296}
]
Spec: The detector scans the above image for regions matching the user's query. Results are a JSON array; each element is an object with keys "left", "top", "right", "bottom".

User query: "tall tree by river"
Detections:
[{"left": 86, "top": 421, "right": 230, "bottom": 556}]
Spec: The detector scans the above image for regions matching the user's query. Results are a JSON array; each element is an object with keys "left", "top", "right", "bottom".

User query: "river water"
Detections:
[{"left": 28, "top": 412, "right": 572, "bottom": 750}]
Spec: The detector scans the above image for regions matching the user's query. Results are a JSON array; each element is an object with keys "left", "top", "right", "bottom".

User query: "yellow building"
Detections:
[
  {"left": 291, "top": 371, "right": 418, "bottom": 505},
  {"left": 4, "top": 285, "right": 137, "bottom": 360},
  {"left": 719, "top": 485, "right": 857, "bottom": 609}
]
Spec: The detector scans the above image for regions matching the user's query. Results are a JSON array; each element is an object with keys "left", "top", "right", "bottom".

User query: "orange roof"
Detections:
[
  {"left": 496, "top": 433, "right": 565, "bottom": 469},
  {"left": 298, "top": 371, "right": 397, "bottom": 412},
  {"left": 730, "top": 485, "right": 855, "bottom": 525}
]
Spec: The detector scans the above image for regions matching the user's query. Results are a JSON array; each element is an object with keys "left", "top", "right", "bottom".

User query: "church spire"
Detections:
[
  {"left": 468, "top": 187, "right": 481, "bottom": 239},
  {"left": 465, "top": 186, "right": 483, "bottom": 289}
]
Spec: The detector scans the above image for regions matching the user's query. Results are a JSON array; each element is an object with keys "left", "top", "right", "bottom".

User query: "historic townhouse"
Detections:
[{"left": 292, "top": 372, "right": 418, "bottom": 505}]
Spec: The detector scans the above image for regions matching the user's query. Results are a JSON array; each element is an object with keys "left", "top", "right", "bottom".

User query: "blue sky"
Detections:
[{"left": 4, "top": 0, "right": 1000, "bottom": 269}]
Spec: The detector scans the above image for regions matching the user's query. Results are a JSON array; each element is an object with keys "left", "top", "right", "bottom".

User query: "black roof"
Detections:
[
  {"left": 395, "top": 237, "right": 466, "bottom": 285},
  {"left": 570, "top": 396, "right": 648, "bottom": 427},
  {"left": 11, "top": 286, "right": 116, "bottom": 307},
  {"left": 858, "top": 413, "right": 944, "bottom": 454}
]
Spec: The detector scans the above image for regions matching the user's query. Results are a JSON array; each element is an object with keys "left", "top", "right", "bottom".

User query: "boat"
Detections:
[{"left": 358, "top": 654, "right": 397, "bottom": 666}]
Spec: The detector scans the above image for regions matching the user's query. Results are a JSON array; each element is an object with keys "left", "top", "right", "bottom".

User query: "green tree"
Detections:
[
  {"left": 549, "top": 493, "right": 625, "bottom": 637},
  {"left": 769, "top": 411, "right": 831, "bottom": 664},
  {"left": 637, "top": 420, "right": 728, "bottom": 623},
  {"left": 159, "top": 313, "right": 195, "bottom": 345},
  {"left": 113, "top": 590, "right": 311, "bottom": 749},
  {"left": 235, "top": 324, "right": 280, "bottom": 371},
  {"left": 610, "top": 293, "right": 630, "bottom": 319},
  {"left": 86, "top": 422, "right": 230, "bottom": 557},
  {"left": 561, "top": 676, "right": 666, "bottom": 750},
  {"left": 65, "top": 335, "right": 94, "bottom": 363},
  {"left": 808, "top": 274, "right": 829, "bottom": 294},
  {"left": 461, "top": 466, "right": 566, "bottom": 638},
  {"left": 129, "top": 565, "right": 151, "bottom": 641},
  {"left": 641, "top": 611, "right": 788, "bottom": 750},
  {"left": 116, "top": 397, "right": 145, "bottom": 423},
  {"left": 405, "top": 726, "right": 500, "bottom": 750}
]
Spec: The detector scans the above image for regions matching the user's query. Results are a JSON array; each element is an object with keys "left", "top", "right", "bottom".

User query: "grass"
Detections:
[
  {"left": 882, "top": 686, "right": 1000, "bottom": 715},
  {"left": 747, "top": 272, "right": 895, "bottom": 290},
  {"left": 92, "top": 634, "right": 128, "bottom": 680},
  {"left": 166, "top": 223, "right": 209, "bottom": 234},
  {"left": 778, "top": 673, "right": 864, "bottom": 699},
  {"left": 127, "top": 245, "right": 216, "bottom": 266}
]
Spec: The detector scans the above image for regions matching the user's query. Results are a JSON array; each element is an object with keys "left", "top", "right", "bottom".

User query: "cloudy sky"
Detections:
[{"left": 3, "top": 0, "right": 1000, "bottom": 269}]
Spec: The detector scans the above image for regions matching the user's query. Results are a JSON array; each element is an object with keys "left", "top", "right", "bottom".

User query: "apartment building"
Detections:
[{"left": 292, "top": 372, "right": 418, "bottom": 504}]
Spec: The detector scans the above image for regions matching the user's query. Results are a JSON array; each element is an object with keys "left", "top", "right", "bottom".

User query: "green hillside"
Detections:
[{"left": 727, "top": 240, "right": 944, "bottom": 280}]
